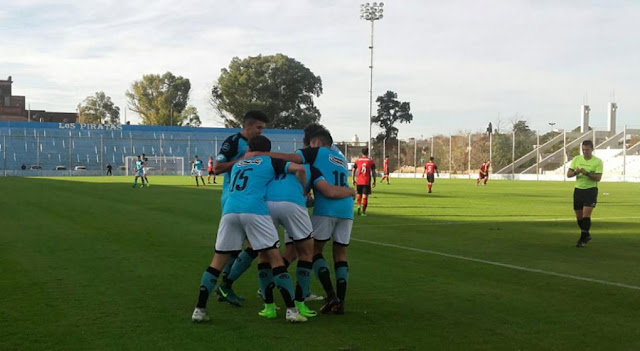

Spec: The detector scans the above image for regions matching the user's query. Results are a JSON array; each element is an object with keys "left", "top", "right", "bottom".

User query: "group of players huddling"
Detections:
[{"left": 191, "top": 111, "right": 358, "bottom": 323}]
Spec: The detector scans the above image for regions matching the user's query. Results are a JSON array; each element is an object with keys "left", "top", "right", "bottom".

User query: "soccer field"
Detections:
[{"left": 1, "top": 176, "right": 639, "bottom": 350}]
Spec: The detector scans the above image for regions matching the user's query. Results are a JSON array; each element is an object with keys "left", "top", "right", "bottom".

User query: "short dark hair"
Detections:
[
  {"left": 243, "top": 110, "right": 269, "bottom": 125},
  {"left": 309, "top": 128, "right": 333, "bottom": 147},
  {"left": 582, "top": 140, "right": 594, "bottom": 148},
  {"left": 362, "top": 147, "right": 369, "bottom": 156},
  {"left": 429, "top": 156, "right": 435, "bottom": 161},
  {"left": 303, "top": 123, "right": 326, "bottom": 147},
  {"left": 249, "top": 135, "right": 272, "bottom": 152}
]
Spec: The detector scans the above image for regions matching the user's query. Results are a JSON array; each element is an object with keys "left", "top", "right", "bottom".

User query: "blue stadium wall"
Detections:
[{"left": 0, "top": 121, "right": 304, "bottom": 176}]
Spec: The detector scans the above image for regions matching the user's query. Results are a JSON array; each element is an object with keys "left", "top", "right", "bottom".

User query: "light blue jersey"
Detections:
[
  {"left": 297, "top": 147, "right": 354, "bottom": 219},
  {"left": 223, "top": 156, "right": 288, "bottom": 216},
  {"left": 216, "top": 133, "right": 249, "bottom": 206},
  {"left": 265, "top": 164, "right": 314, "bottom": 208},
  {"left": 193, "top": 159, "right": 203, "bottom": 171},
  {"left": 135, "top": 160, "right": 144, "bottom": 175}
]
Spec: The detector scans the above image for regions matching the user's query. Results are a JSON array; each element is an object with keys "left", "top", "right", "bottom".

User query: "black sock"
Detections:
[
  {"left": 582, "top": 217, "right": 591, "bottom": 233},
  {"left": 283, "top": 257, "right": 290, "bottom": 269},
  {"left": 577, "top": 218, "right": 584, "bottom": 230}
]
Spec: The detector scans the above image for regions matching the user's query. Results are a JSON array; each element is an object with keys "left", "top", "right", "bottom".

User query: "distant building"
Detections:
[{"left": 0, "top": 76, "right": 78, "bottom": 123}]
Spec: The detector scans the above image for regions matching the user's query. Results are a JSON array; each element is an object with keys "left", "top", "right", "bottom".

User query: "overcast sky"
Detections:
[{"left": 2, "top": 0, "right": 639, "bottom": 141}]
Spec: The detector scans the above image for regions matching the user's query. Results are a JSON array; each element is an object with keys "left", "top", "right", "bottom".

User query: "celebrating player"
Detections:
[
  {"left": 352, "top": 147, "right": 376, "bottom": 216},
  {"left": 213, "top": 111, "right": 269, "bottom": 304},
  {"left": 477, "top": 161, "right": 490, "bottom": 186},
  {"left": 191, "top": 135, "right": 308, "bottom": 323},
  {"left": 567, "top": 140, "right": 603, "bottom": 248},
  {"left": 422, "top": 156, "right": 439, "bottom": 193}
]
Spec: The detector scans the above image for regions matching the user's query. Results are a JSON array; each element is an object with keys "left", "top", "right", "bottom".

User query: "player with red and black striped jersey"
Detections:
[
  {"left": 352, "top": 147, "right": 376, "bottom": 216},
  {"left": 422, "top": 156, "right": 439, "bottom": 193}
]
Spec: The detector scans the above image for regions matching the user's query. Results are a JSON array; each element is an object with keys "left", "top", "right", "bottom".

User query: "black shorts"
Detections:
[
  {"left": 356, "top": 185, "right": 372, "bottom": 195},
  {"left": 208, "top": 170, "right": 215, "bottom": 175},
  {"left": 573, "top": 187, "right": 598, "bottom": 210},
  {"left": 478, "top": 173, "right": 488, "bottom": 179},
  {"left": 426, "top": 174, "right": 435, "bottom": 183}
]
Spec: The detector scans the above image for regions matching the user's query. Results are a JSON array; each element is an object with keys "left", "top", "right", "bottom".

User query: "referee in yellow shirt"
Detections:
[{"left": 567, "top": 140, "right": 603, "bottom": 248}]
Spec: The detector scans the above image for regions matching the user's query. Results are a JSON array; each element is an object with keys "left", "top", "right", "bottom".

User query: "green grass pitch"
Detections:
[{"left": 1, "top": 176, "right": 639, "bottom": 350}]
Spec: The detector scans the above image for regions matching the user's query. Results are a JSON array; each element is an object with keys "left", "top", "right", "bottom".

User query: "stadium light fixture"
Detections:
[{"left": 360, "top": 2, "right": 384, "bottom": 152}]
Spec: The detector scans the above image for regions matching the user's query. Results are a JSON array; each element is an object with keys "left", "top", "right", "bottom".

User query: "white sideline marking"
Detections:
[
  {"left": 356, "top": 216, "right": 640, "bottom": 227},
  {"left": 351, "top": 238, "right": 640, "bottom": 291}
]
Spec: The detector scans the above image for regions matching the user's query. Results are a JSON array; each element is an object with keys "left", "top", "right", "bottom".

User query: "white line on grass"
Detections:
[
  {"left": 351, "top": 238, "right": 640, "bottom": 291},
  {"left": 356, "top": 216, "right": 640, "bottom": 227}
]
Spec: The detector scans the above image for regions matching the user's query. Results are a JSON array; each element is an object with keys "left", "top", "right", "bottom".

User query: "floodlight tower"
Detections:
[{"left": 360, "top": 2, "right": 384, "bottom": 152}]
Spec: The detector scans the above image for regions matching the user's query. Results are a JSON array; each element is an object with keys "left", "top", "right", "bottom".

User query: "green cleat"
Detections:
[
  {"left": 295, "top": 301, "right": 317, "bottom": 318},
  {"left": 258, "top": 303, "right": 277, "bottom": 319},
  {"left": 356, "top": 207, "right": 361, "bottom": 216},
  {"left": 215, "top": 284, "right": 242, "bottom": 306}
]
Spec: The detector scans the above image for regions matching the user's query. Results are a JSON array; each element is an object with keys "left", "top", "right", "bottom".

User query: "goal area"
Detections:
[{"left": 125, "top": 156, "right": 185, "bottom": 176}]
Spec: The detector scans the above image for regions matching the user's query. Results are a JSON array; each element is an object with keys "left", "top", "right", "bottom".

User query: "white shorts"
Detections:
[
  {"left": 143, "top": 167, "right": 149, "bottom": 175},
  {"left": 135, "top": 169, "right": 144, "bottom": 176},
  {"left": 311, "top": 216, "right": 353, "bottom": 246},
  {"left": 194, "top": 170, "right": 203, "bottom": 177},
  {"left": 215, "top": 213, "right": 280, "bottom": 253},
  {"left": 267, "top": 201, "right": 313, "bottom": 244}
]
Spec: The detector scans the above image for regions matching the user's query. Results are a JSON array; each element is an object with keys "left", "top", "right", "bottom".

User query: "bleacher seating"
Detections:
[{"left": 0, "top": 122, "right": 303, "bottom": 175}]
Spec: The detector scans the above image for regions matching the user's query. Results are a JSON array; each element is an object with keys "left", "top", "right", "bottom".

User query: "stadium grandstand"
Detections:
[{"left": 0, "top": 121, "right": 303, "bottom": 176}]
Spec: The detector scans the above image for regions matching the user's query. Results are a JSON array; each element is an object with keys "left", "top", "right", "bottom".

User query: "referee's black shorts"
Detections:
[{"left": 573, "top": 187, "right": 598, "bottom": 210}]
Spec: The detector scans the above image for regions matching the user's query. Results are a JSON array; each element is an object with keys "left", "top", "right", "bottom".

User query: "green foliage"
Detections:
[
  {"left": 126, "top": 72, "right": 191, "bottom": 126},
  {"left": 490, "top": 120, "right": 537, "bottom": 171},
  {"left": 211, "top": 54, "right": 323, "bottom": 128},
  {"left": 181, "top": 106, "right": 201, "bottom": 127},
  {"left": 372, "top": 90, "right": 413, "bottom": 142},
  {"left": 77, "top": 91, "right": 120, "bottom": 124}
]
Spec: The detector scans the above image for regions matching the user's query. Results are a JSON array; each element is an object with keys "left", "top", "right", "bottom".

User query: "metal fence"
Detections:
[{"left": 336, "top": 126, "right": 640, "bottom": 182}]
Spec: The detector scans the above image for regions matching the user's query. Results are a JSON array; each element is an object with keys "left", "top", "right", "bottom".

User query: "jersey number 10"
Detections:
[{"left": 332, "top": 170, "right": 347, "bottom": 187}]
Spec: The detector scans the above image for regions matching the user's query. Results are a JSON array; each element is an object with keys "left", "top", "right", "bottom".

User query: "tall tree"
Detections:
[
  {"left": 181, "top": 106, "right": 202, "bottom": 127},
  {"left": 210, "top": 54, "right": 323, "bottom": 128},
  {"left": 77, "top": 91, "right": 120, "bottom": 124},
  {"left": 372, "top": 90, "right": 413, "bottom": 141},
  {"left": 126, "top": 72, "right": 191, "bottom": 126}
]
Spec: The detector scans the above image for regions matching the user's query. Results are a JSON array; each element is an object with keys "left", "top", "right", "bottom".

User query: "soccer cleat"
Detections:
[
  {"left": 356, "top": 207, "right": 361, "bottom": 216},
  {"left": 295, "top": 301, "right": 317, "bottom": 318},
  {"left": 285, "top": 308, "right": 308, "bottom": 323},
  {"left": 333, "top": 301, "right": 345, "bottom": 315},
  {"left": 320, "top": 295, "right": 341, "bottom": 314},
  {"left": 258, "top": 303, "right": 277, "bottom": 319},
  {"left": 360, "top": 213, "right": 367, "bottom": 217},
  {"left": 191, "top": 308, "right": 210, "bottom": 322},
  {"left": 215, "top": 285, "right": 242, "bottom": 306},
  {"left": 576, "top": 240, "right": 585, "bottom": 248},
  {"left": 305, "top": 292, "right": 324, "bottom": 302},
  {"left": 583, "top": 235, "right": 592, "bottom": 244}
]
